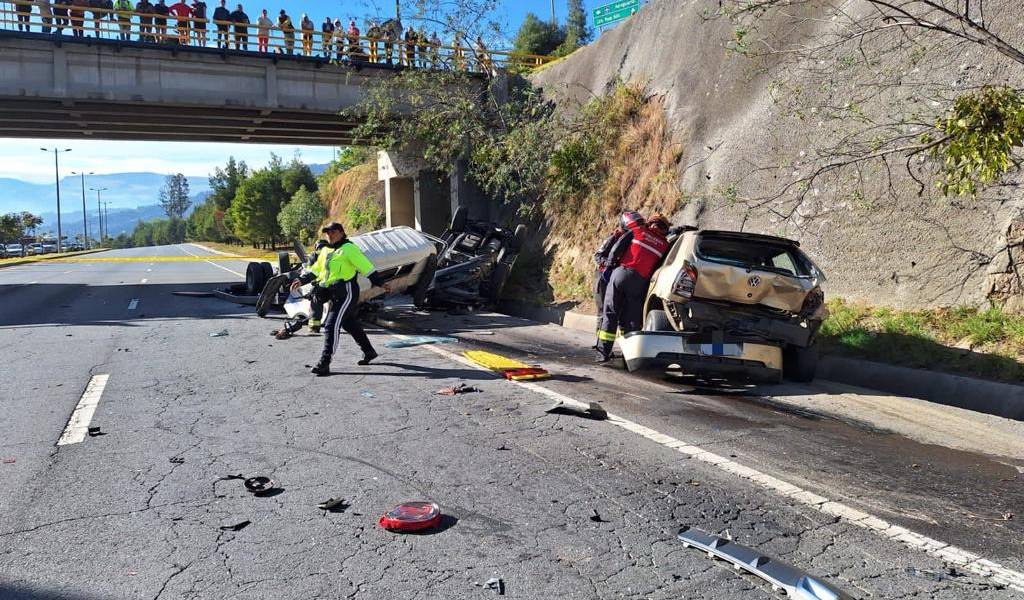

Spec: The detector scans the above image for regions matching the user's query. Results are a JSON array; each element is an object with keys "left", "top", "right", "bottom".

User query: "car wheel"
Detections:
[
  {"left": 449, "top": 206, "right": 468, "bottom": 233},
  {"left": 644, "top": 309, "right": 672, "bottom": 332},
  {"left": 245, "top": 262, "right": 269, "bottom": 295},
  {"left": 412, "top": 254, "right": 438, "bottom": 308},
  {"left": 259, "top": 262, "right": 274, "bottom": 282},
  {"left": 277, "top": 251, "right": 291, "bottom": 275},
  {"left": 783, "top": 342, "right": 819, "bottom": 382},
  {"left": 511, "top": 224, "right": 527, "bottom": 252},
  {"left": 487, "top": 260, "right": 512, "bottom": 304}
]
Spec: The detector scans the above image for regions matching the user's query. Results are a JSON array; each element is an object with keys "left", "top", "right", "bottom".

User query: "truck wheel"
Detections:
[
  {"left": 511, "top": 224, "right": 527, "bottom": 252},
  {"left": 412, "top": 254, "right": 438, "bottom": 308},
  {"left": 245, "top": 262, "right": 269, "bottom": 295},
  {"left": 487, "top": 260, "right": 512, "bottom": 304},
  {"left": 260, "top": 262, "right": 274, "bottom": 282},
  {"left": 449, "top": 206, "right": 468, "bottom": 233},
  {"left": 644, "top": 309, "right": 672, "bottom": 332},
  {"left": 784, "top": 343, "right": 819, "bottom": 382},
  {"left": 277, "top": 251, "right": 291, "bottom": 275}
]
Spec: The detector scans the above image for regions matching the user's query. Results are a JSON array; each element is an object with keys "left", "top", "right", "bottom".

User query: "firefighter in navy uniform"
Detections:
[
  {"left": 596, "top": 214, "right": 671, "bottom": 362},
  {"left": 291, "top": 222, "right": 391, "bottom": 376},
  {"left": 592, "top": 211, "right": 646, "bottom": 349}
]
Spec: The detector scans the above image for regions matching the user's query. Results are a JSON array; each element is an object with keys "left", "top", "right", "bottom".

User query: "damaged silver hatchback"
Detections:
[{"left": 620, "top": 229, "right": 827, "bottom": 383}]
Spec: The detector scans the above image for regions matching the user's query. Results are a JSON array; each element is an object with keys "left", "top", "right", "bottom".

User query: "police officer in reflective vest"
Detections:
[
  {"left": 291, "top": 222, "right": 391, "bottom": 376},
  {"left": 592, "top": 211, "right": 645, "bottom": 349},
  {"left": 596, "top": 214, "right": 671, "bottom": 362}
]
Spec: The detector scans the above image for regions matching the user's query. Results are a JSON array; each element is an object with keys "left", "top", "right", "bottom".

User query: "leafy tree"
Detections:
[
  {"left": 0, "top": 213, "right": 22, "bottom": 242},
  {"left": 187, "top": 200, "right": 226, "bottom": 242},
  {"left": 20, "top": 212, "right": 42, "bottom": 236},
  {"left": 513, "top": 13, "right": 565, "bottom": 56},
  {"left": 230, "top": 169, "right": 286, "bottom": 248},
  {"left": 159, "top": 173, "right": 192, "bottom": 219},
  {"left": 281, "top": 158, "right": 318, "bottom": 198},
  {"left": 278, "top": 186, "right": 327, "bottom": 245},
  {"left": 208, "top": 157, "right": 249, "bottom": 211}
]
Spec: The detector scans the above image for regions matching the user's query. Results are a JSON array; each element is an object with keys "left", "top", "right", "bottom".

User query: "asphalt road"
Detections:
[{"left": 1, "top": 244, "right": 1022, "bottom": 600}]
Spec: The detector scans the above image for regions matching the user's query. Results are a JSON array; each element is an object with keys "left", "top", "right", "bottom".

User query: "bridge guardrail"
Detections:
[{"left": 0, "top": 0, "right": 551, "bottom": 73}]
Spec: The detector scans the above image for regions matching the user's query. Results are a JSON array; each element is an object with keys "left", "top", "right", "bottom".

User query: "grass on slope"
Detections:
[{"left": 820, "top": 298, "right": 1024, "bottom": 382}]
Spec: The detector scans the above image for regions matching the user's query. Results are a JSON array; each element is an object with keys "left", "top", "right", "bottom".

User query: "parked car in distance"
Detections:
[
  {"left": 620, "top": 229, "right": 827, "bottom": 383},
  {"left": 42, "top": 243, "right": 57, "bottom": 254},
  {"left": 28, "top": 243, "right": 44, "bottom": 255},
  {"left": 5, "top": 243, "right": 24, "bottom": 257}
]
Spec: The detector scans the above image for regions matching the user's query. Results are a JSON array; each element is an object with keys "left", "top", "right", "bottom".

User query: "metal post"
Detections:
[
  {"left": 41, "top": 148, "right": 71, "bottom": 253},
  {"left": 551, "top": 0, "right": 556, "bottom": 23},
  {"left": 81, "top": 174, "right": 87, "bottom": 249},
  {"left": 103, "top": 201, "right": 110, "bottom": 240},
  {"left": 91, "top": 187, "right": 108, "bottom": 243}
]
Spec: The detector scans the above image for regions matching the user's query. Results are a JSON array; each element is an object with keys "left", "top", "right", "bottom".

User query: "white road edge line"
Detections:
[
  {"left": 128, "top": 299, "right": 139, "bottom": 310},
  {"left": 140, "top": 278, "right": 148, "bottom": 284},
  {"left": 57, "top": 374, "right": 110, "bottom": 446},
  {"left": 178, "top": 244, "right": 246, "bottom": 278},
  {"left": 404, "top": 336, "right": 1024, "bottom": 591}
]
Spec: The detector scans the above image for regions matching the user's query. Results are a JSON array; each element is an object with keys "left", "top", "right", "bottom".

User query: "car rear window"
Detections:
[{"left": 696, "top": 235, "right": 813, "bottom": 277}]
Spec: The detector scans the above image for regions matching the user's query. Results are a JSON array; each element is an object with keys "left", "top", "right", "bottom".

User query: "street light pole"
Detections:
[
  {"left": 102, "top": 201, "right": 110, "bottom": 241},
  {"left": 41, "top": 147, "right": 72, "bottom": 253},
  {"left": 73, "top": 171, "right": 94, "bottom": 249},
  {"left": 92, "top": 189, "right": 108, "bottom": 243}
]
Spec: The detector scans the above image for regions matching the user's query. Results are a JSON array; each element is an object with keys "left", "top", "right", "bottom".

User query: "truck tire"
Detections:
[
  {"left": 450, "top": 206, "right": 468, "bottom": 233},
  {"left": 245, "top": 262, "right": 269, "bottom": 295},
  {"left": 486, "top": 256, "right": 513, "bottom": 304},
  {"left": 260, "top": 262, "right": 274, "bottom": 282},
  {"left": 644, "top": 309, "right": 672, "bottom": 332},
  {"left": 277, "top": 251, "right": 291, "bottom": 275},
  {"left": 784, "top": 343, "right": 819, "bottom": 382},
  {"left": 412, "top": 254, "right": 438, "bottom": 308}
]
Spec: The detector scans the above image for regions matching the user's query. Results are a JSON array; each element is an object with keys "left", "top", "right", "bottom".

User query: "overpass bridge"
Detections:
[{"left": 0, "top": 3, "right": 545, "bottom": 233}]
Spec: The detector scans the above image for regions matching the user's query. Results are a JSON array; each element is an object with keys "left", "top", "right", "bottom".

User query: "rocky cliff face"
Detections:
[{"left": 532, "top": 0, "right": 1024, "bottom": 310}]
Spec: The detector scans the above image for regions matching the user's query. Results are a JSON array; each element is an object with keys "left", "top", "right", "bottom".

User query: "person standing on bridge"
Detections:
[
  {"left": 255, "top": 7, "right": 270, "bottom": 51},
  {"left": 152, "top": 0, "right": 168, "bottom": 41},
  {"left": 36, "top": 0, "right": 54, "bottom": 34},
  {"left": 69, "top": 0, "right": 87, "bottom": 36},
  {"left": 276, "top": 9, "right": 293, "bottom": 54},
  {"left": 346, "top": 19, "right": 360, "bottom": 61},
  {"left": 229, "top": 3, "right": 247, "bottom": 50},
  {"left": 211, "top": 0, "right": 228, "bottom": 47},
  {"left": 53, "top": 0, "right": 71, "bottom": 34},
  {"left": 135, "top": 0, "right": 152, "bottom": 40},
  {"left": 300, "top": 13, "right": 313, "bottom": 56},
  {"left": 320, "top": 15, "right": 333, "bottom": 58},
  {"left": 366, "top": 20, "right": 380, "bottom": 63},
  {"left": 291, "top": 222, "right": 391, "bottom": 376},
  {"left": 168, "top": 0, "right": 191, "bottom": 44},
  {"left": 113, "top": 0, "right": 132, "bottom": 40},
  {"left": 190, "top": 0, "right": 206, "bottom": 45}
]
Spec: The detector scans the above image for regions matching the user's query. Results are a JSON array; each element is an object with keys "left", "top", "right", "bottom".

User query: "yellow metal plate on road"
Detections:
[{"left": 463, "top": 350, "right": 533, "bottom": 372}]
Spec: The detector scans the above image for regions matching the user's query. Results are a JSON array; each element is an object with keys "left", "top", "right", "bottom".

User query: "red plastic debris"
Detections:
[
  {"left": 378, "top": 501, "right": 442, "bottom": 532},
  {"left": 1, "top": 458, "right": 15, "bottom": 464}
]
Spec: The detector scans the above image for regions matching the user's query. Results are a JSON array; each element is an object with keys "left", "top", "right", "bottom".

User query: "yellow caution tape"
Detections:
[{"left": 43, "top": 255, "right": 273, "bottom": 263}]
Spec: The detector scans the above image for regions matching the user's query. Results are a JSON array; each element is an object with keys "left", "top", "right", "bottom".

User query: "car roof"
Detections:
[{"left": 697, "top": 229, "right": 800, "bottom": 247}]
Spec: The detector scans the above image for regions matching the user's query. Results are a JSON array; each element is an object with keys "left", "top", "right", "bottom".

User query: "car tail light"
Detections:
[
  {"left": 801, "top": 286, "right": 824, "bottom": 317},
  {"left": 673, "top": 261, "right": 698, "bottom": 298}
]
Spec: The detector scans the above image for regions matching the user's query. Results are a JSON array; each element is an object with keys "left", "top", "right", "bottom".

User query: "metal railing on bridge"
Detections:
[{"left": 0, "top": 0, "right": 551, "bottom": 73}]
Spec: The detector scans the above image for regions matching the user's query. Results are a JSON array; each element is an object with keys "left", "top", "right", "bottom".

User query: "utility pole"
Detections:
[
  {"left": 551, "top": 0, "right": 556, "bottom": 23},
  {"left": 102, "top": 201, "right": 111, "bottom": 241},
  {"left": 73, "top": 171, "right": 94, "bottom": 248},
  {"left": 395, "top": 0, "right": 400, "bottom": 20},
  {"left": 41, "top": 147, "right": 71, "bottom": 253}
]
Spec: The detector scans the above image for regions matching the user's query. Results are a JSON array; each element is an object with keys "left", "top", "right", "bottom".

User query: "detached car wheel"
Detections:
[
  {"left": 783, "top": 343, "right": 819, "bottom": 382},
  {"left": 644, "top": 309, "right": 672, "bottom": 332}
]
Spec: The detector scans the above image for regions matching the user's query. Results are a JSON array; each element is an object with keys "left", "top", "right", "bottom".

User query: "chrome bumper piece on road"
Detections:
[
  {"left": 618, "top": 331, "right": 782, "bottom": 382},
  {"left": 678, "top": 527, "right": 855, "bottom": 600}
]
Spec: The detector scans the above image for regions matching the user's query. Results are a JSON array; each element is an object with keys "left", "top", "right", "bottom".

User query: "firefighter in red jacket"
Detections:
[
  {"left": 592, "top": 211, "right": 645, "bottom": 348},
  {"left": 596, "top": 213, "right": 671, "bottom": 362}
]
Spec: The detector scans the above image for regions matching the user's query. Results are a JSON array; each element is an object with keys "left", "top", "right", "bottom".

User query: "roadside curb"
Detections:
[
  {"left": 497, "top": 302, "right": 1024, "bottom": 422},
  {"left": 0, "top": 247, "right": 108, "bottom": 270}
]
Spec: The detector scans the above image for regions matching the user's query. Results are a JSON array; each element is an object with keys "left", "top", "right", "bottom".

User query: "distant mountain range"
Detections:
[{"left": 1, "top": 164, "right": 328, "bottom": 237}]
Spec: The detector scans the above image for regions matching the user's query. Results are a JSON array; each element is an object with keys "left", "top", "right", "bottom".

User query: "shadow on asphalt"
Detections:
[
  {"left": 0, "top": 281, "right": 255, "bottom": 328},
  {"left": 0, "top": 584, "right": 105, "bottom": 600}
]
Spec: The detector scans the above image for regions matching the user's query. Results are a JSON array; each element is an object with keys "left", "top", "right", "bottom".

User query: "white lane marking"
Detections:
[
  {"left": 128, "top": 299, "right": 139, "bottom": 310},
  {"left": 29, "top": 281, "right": 37, "bottom": 284},
  {"left": 63, "top": 270, "right": 72, "bottom": 274},
  {"left": 407, "top": 337, "right": 1024, "bottom": 591},
  {"left": 140, "top": 278, "right": 148, "bottom": 284},
  {"left": 146, "top": 268, "right": 152, "bottom": 272},
  {"left": 178, "top": 244, "right": 246, "bottom": 278},
  {"left": 57, "top": 374, "right": 110, "bottom": 446}
]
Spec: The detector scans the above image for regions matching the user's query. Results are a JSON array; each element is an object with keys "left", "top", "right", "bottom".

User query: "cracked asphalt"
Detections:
[{"left": 1, "top": 244, "right": 1022, "bottom": 600}]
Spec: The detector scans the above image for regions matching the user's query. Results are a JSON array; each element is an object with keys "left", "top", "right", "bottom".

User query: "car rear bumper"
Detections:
[{"left": 619, "top": 331, "right": 782, "bottom": 382}]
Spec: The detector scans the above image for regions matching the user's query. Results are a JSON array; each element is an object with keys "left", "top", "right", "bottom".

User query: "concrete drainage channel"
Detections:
[{"left": 497, "top": 301, "right": 1024, "bottom": 421}]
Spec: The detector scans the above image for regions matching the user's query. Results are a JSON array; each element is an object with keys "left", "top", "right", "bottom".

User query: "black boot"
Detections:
[
  {"left": 595, "top": 341, "right": 614, "bottom": 363},
  {"left": 357, "top": 349, "right": 378, "bottom": 366},
  {"left": 311, "top": 356, "right": 331, "bottom": 376}
]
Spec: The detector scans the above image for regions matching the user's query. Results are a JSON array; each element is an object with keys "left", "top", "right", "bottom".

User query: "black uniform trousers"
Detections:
[
  {"left": 599, "top": 267, "right": 648, "bottom": 341},
  {"left": 319, "top": 278, "right": 374, "bottom": 361}
]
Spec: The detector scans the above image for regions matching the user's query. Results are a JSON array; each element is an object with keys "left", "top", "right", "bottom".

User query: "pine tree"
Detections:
[
  {"left": 159, "top": 173, "right": 192, "bottom": 220},
  {"left": 565, "top": 0, "right": 591, "bottom": 46}
]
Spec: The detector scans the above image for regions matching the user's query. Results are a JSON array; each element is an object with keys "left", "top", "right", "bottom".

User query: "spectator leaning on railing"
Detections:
[
  {"left": 320, "top": 15, "right": 333, "bottom": 57},
  {"left": 135, "top": 0, "right": 152, "bottom": 40},
  {"left": 229, "top": 3, "right": 247, "bottom": 50},
  {"left": 167, "top": 0, "right": 191, "bottom": 44},
  {"left": 191, "top": 0, "right": 206, "bottom": 45},
  {"left": 113, "top": 0, "right": 131, "bottom": 40},
  {"left": 211, "top": 0, "right": 228, "bottom": 47},
  {"left": 152, "top": 0, "right": 168, "bottom": 41},
  {"left": 300, "top": 13, "right": 312, "bottom": 55}
]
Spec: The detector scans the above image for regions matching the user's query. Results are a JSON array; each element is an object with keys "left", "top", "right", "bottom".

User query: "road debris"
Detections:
[
  {"left": 169, "top": 457, "right": 185, "bottom": 464},
  {"left": 209, "top": 330, "right": 229, "bottom": 337},
  {"left": 2, "top": 458, "right": 15, "bottom": 464},
  {"left": 678, "top": 526, "right": 855, "bottom": 599},
  {"left": 483, "top": 577, "right": 505, "bottom": 595},
  {"left": 87, "top": 426, "right": 105, "bottom": 437},
  {"left": 464, "top": 351, "right": 551, "bottom": 380},
  {"left": 361, "top": 391, "right": 375, "bottom": 398},
  {"left": 244, "top": 476, "right": 275, "bottom": 495},
  {"left": 589, "top": 509, "right": 607, "bottom": 523},
  {"left": 318, "top": 497, "right": 348, "bottom": 512},
  {"left": 435, "top": 383, "right": 482, "bottom": 396},
  {"left": 378, "top": 501, "right": 443, "bottom": 532},
  {"left": 384, "top": 336, "right": 459, "bottom": 349},
  {"left": 219, "top": 520, "right": 251, "bottom": 532},
  {"left": 545, "top": 401, "right": 608, "bottom": 421}
]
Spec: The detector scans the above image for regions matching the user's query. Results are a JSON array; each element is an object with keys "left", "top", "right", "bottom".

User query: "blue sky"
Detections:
[{"left": 2, "top": 1, "right": 613, "bottom": 192}]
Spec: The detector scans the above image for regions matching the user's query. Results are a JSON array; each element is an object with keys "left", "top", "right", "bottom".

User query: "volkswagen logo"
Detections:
[{"left": 747, "top": 275, "right": 761, "bottom": 288}]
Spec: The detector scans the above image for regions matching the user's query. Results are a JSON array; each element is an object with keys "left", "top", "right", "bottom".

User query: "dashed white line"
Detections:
[
  {"left": 57, "top": 374, "right": 110, "bottom": 446},
  {"left": 408, "top": 337, "right": 1024, "bottom": 592},
  {"left": 128, "top": 299, "right": 139, "bottom": 310},
  {"left": 140, "top": 278, "right": 148, "bottom": 284},
  {"left": 178, "top": 244, "right": 246, "bottom": 278}
]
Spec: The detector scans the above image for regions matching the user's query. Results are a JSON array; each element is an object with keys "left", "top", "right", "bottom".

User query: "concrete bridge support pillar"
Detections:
[{"left": 378, "top": 150, "right": 457, "bottom": 236}]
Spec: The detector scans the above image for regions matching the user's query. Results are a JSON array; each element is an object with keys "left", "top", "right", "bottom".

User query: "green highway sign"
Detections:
[{"left": 593, "top": 0, "right": 640, "bottom": 27}]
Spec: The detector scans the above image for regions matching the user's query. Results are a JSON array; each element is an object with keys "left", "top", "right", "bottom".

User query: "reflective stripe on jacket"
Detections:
[
  {"left": 619, "top": 226, "right": 669, "bottom": 280},
  {"left": 311, "top": 241, "right": 377, "bottom": 287}
]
